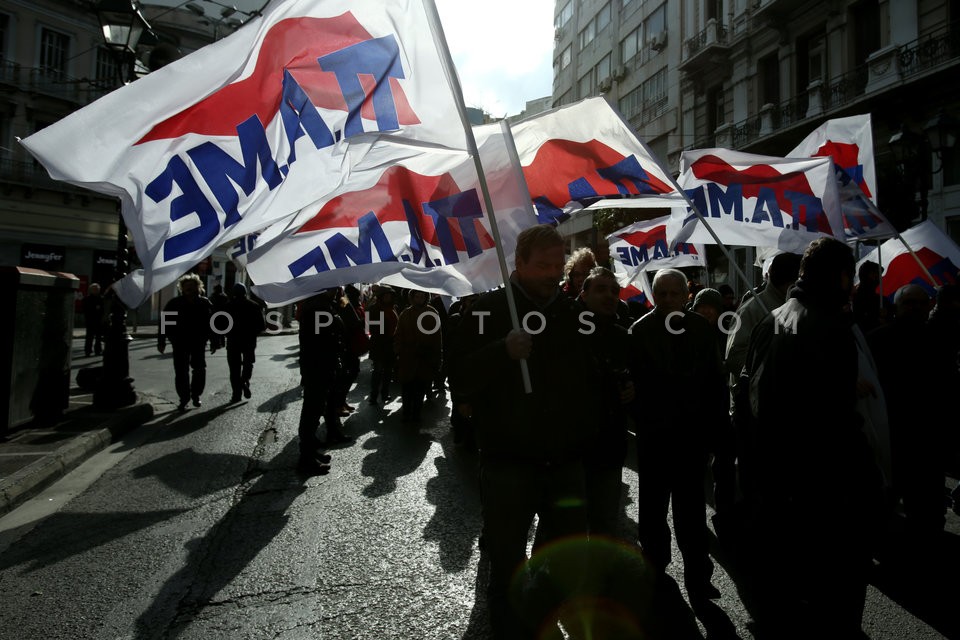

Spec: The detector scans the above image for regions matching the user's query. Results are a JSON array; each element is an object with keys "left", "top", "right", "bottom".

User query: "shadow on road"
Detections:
[{"left": 134, "top": 438, "right": 312, "bottom": 639}]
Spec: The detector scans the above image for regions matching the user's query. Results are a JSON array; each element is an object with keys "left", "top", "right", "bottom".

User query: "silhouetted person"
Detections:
[
  {"left": 209, "top": 284, "right": 230, "bottom": 351},
  {"left": 157, "top": 273, "right": 213, "bottom": 411},
  {"left": 454, "top": 225, "right": 599, "bottom": 638},
  {"left": 224, "top": 283, "right": 265, "bottom": 403},
  {"left": 741, "top": 237, "right": 883, "bottom": 638},
  {"left": 627, "top": 268, "right": 725, "bottom": 603}
]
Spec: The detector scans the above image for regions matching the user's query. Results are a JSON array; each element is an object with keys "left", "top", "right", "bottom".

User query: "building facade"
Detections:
[
  {"left": 0, "top": 0, "right": 247, "bottom": 322},
  {"left": 553, "top": 0, "right": 960, "bottom": 283}
]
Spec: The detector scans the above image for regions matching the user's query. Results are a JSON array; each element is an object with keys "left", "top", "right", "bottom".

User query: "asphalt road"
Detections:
[{"left": 0, "top": 333, "right": 956, "bottom": 639}]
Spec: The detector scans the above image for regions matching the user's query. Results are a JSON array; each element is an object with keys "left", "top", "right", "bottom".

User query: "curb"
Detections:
[{"left": 0, "top": 402, "right": 155, "bottom": 516}]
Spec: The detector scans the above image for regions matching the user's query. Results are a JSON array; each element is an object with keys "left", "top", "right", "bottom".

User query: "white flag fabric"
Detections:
[
  {"left": 244, "top": 96, "right": 678, "bottom": 305},
  {"left": 510, "top": 98, "right": 682, "bottom": 222},
  {"left": 608, "top": 214, "right": 706, "bottom": 279},
  {"left": 856, "top": 220, "right": 960, "bottom": 300},
  {"left": 667, "top": 148, "right": 844, "bottom": 254},
  {"left": 789, "top": 114, "right": 877, "bottom": 203},
  {"left": 20, "top": 0, "right": 468, "bottom": 307},
  {"left": 246, "top": 123, "right": 536, "bottom": 306},
  {"left": 789, "top": 114, "right": 894, "bottom": 240},
  {"left": 608, "top": 215, "right": 704, "bottom": 310}
]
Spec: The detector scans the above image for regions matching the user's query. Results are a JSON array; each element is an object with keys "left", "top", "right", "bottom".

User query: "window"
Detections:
[
  {"left": 0, "top": 13, "right": 9, "bottom": 60},
  {"left": 96, "top": 47, "right": 120, "bottom": 85},
  {"left": 597, "top": 53, "right": 611, "bottom": 83},
  {"left": 641, "top": 67, "right": 668, "bottom": 122},
  {"left": 579, "top": 21, "right": 596, "bottom": 48},
  {"left": 597, "top": 3, "right": 611, "bottom": 33},
  {"left": 556, "top": 1, "right": 573, "bottom": 29},
  {"left": 646, "top": 3, "right": 667, "bottom": 39},
  {"left": 621, "top": 26, "right": 642, "bottom": 63},
  {"left": 759, "top": 53, "right": 780, "bottom": 106},
  {"left": 39, "top": 27, "right": 69, "bottom": 79},
  {"left": 579, "top": 72, "right": 594, "bottom": 98},
  {"left": 561, "top": 45, "right": 572, "bottom": 69},
  {"left": 619, "top": 86, "right": 642, "bottom": 118}
]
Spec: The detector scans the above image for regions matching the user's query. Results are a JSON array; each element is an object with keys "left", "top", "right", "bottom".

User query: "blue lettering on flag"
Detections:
[
  {"left": 596, "top": 155, "right": 660, "bottom": 195},
  {"left": 318, "top": 36, "right": 405, "bottom": 138},
  {"left": 421, "top": 189, "right": 485, "bottom": 265},
  {"left": 785, "top": 191, "right": 824, "bottom": 232},
  {"left": 187, "top": 115, "right": 284, "bottom": 227},
  {"left": 326, "top": 211, "right": 396, "bottom": 268},
  {"left": 751, "top": 187, "right": 783, "bottom": 227},
  {"left": 146, "top": 155, "right": 222, "bottom": 261},
  {"left": 707, "top": 183, "right": 743, "bottom": 221},
  {"left": 280, "top": 69, "right": 336, "bottom": 167}
]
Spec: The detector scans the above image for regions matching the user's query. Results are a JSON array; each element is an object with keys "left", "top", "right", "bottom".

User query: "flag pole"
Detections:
[{"left": 421, "top": 0, "right": 532, "bottom": 393}]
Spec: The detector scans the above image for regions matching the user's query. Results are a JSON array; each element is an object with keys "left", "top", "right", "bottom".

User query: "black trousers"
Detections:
[
  {"left": 227, "top": 345, "right": 255, "bottom": 396},
  {"left": 84, "top": 324, "right": 102, "bottom": 355},
  {"left": 172, "top": 342, "right": 206, "bottom": 403},
  {"left": 635, "top": 430, "right": 713, "bottom": 587}
]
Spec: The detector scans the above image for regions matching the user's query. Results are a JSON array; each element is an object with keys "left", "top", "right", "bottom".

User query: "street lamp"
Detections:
[
  {"left": 888, "top": 112, "right": 958, "bottom": 225},
  {"left": 91, "top": 0, "right": 151, "bottom": 409},
  {"left": 95, "top": 0, "right": 151, "bottom": 84}
]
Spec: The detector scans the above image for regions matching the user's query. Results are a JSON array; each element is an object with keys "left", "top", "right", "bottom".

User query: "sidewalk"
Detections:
[
  {"left": 0, "top": 361, "right": 154, "bottom": 517},
  {"left": 0, "top": 322, "right": 299, "bottom": 516}
]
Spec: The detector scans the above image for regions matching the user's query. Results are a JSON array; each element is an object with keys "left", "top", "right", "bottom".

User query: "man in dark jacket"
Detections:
[
  {"left": 742, "top": 237, "right": 883, "bottom": 638},
  {"left": 454, "top": 224, "right": 599, "bottom": 638},
  {"left": 224, "top": 283, "right": 266, "bottom": 403},
  {"left": 627, "top": 268, "right": 726, "bottom": 603},
  {"left": 158, "top": 273, "right": 214, "bottom": 411}
]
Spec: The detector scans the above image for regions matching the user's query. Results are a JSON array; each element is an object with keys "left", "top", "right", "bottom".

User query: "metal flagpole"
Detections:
[{"left": 421, "top": 0, "right": 532, "bottom": 392}]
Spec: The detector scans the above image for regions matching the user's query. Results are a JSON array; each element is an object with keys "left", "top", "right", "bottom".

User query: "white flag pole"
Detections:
[{"left": 421, "top": 0, "right": 532, "bottom": 393}]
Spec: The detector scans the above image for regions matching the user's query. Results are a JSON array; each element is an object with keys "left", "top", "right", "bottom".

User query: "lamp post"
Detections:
[
  {"left": 888, "top": 112, "right": 958, "bottom": 227},
  {"left": 91, "top": 0, "right": 150, "bottom": 409}
]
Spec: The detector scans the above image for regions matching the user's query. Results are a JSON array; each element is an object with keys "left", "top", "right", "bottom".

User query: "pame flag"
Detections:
[
  {"left": 20, "top": 0, "right": 467, "bottom": 307},
  {"left": 609, "top": 215, "right": 703, "bottom": 310},
  {"left": 789, "top": 114, "right": 894, "bottom": 240},
  {"left": 668, "top": 148, "right": 843, "bottom": 254},
  {"left": 246, "top": 123, "right": 536, "bottom": 306},
  {"left": 789, "top": 114, "right": 877, "bottom": 203},
  {"left": 608, "top": 213, "right": 705, "bottom": 279},
  {"left": 857, "top": 220, "right": 960, "bottom": 300},
  {"left": 510, "top": 98, "right": 681, "bottom": 224}
]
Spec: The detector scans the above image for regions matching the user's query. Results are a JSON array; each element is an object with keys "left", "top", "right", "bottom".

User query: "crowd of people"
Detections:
[{"left": 138, "top": 225, "right": 959, "bottom": 639}]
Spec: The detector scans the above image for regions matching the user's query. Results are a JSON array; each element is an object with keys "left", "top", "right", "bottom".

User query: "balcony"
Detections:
[
  {"left": 0, "top": 58, "right": 115, "bottom": 105},
  {"left": 729, "top": 21, "right": 959, "bottom": 150},
  {"left": 679, "top": 19, "right": 731, "bottom": 75},
  {"left": 751, "top": 0, "right": 811, "bottom": 21}
]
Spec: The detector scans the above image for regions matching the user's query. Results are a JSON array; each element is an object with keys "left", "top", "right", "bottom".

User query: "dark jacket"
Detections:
[
  {"left": 745, "top": 285, "right": 880, "bottom": 504},
  {"left": 454, "top": 281, "right": 599, "bottom": 463},
  {"left": 298, "top": 293, "right": 344, "bottom": 385},
  {"left": 225, "top": 296, "right": 266, "bottom": 350},
  {"left": 158, "top": 294, "right": 214, "bottom": 350},
  {"left": 627, "top": 308, "right": 726, "bottom": 444}
]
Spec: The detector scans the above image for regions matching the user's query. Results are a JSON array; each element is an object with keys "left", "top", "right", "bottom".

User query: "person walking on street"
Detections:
[
  {"left": 627, "top": 268, "right": 727, "bottom": 604},
  {"left": 225, "top": 283, "right": 266, "bottom": 403},
  {"left": 740, "top": 237, "right": 883, "bottom": 638},
  {"left": 454, "top": 224, "right": 600, "bottom": 638},
  {"left": 158, "top": 273, "right": 214, "bottom": 411},
  {"left": 209, "top": 284, "right": 230, "bottom": 351},
  {"left": 366, "top": 285, "right": 399, "bottom": 405}
]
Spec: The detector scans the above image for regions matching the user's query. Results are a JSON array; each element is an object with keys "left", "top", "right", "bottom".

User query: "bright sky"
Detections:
[
  {"left": 434, "top": 0, "right": 555, "bottom": 117},
  {"left": 151, "top": 0, "right": 555, "bottom": 118}
]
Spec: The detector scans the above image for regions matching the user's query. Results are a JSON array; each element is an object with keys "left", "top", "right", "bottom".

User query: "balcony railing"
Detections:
[
  {"left": 0, "top": 57, "right": 116, "bottom": 104},
  {"left": 728, "top": 22, "right": 957, "bottom": 149},
  {"left": 686, "top": 22, "right": 729, "bottom": 58}
]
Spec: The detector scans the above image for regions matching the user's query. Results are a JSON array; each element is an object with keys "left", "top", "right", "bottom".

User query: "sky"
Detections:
[{"left": 150, "top": 0, "right": 555, "bottom": 117}]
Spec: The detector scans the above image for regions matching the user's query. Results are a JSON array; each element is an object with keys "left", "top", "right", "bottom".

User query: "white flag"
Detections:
[
  {"left": 789, "top": 114, "right": 894, "bottom": 240},
  {"left": 20, "top": 0, "right": 469, "bottom": 306},
  {"left": 668, "top": 148, "right": 843, "bottom": 254},
  {"left": 247, "top": 123, "right": 537, "bottom": 306},
  {"left": 856, "top": 220, "right": 960, "bottom": 300}
]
